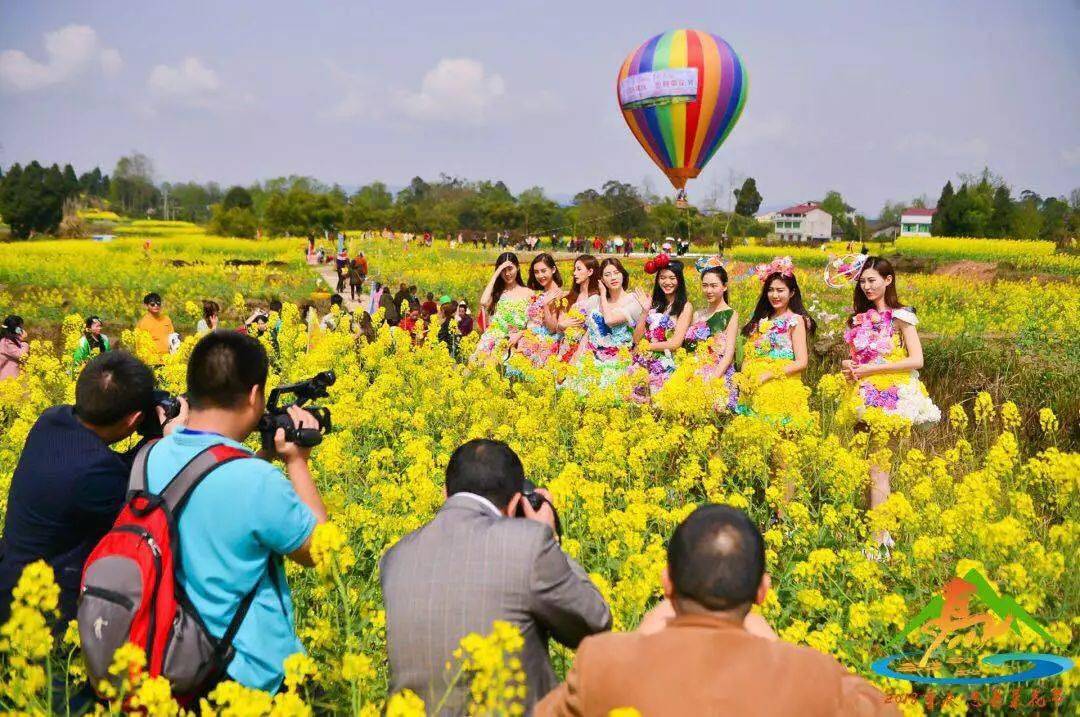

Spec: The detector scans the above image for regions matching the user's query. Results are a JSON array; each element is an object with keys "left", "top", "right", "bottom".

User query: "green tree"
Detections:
[
  {"left": 264, "top": 188, "right": 344, "bottom": 235},
  {"left": 1038, "top": 196, "right": 1069, "bottom": 243},
  {"left": 878, "top": 200, "right": 906, "bottom": 224},
  {"left": 62, "top": 164, "right": 80, "bottom": 198},
  {"left": 819, "top": 190, "right": 850, "bottom": 222},
  {"left": 1010, "top": 197, "right": 1043, "bottom": 241},
  {"left": 78, "top": 167, "right": 109, "bottom": 197},
  {"left": 600, "top": 180, "right": 648, "bottom": 236},
  {"left": 0, "top": 161, "right": 66, "bottom": 238},
  {"left": 110, "top": 152, "right": 159, "bottom": 216},
  {"left": 987, "top": 185, "right": 1013, "bottom": 237},
  {"left": 209, "top": 204, "right": 258, "bottom": 238},
  {"left": 931, "top": 181, "right": 954, "bottom": 235},
  {"left": 222, "top": 185, "right": 254, "bottom": 211},
  {"left": 732, "top": 177, "right": 762, "bottom": 217}
]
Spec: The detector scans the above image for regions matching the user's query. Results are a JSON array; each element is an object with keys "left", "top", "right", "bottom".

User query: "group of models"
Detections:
[{"left": 472, "top": 250, "right": 941, "bottom": 550}]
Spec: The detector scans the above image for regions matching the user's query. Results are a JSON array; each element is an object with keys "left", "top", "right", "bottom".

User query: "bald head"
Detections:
[{"left": 667, "top": 505, "right": 765, "bottom": 613}]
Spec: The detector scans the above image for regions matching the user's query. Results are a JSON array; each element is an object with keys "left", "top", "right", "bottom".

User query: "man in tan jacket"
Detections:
[{"left": 536, "top": 504, "right": 898, "bottom": 717}]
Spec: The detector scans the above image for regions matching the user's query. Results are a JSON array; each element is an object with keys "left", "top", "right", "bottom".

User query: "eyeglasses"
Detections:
[{"left": 147, "top": 301, "right": 161, "bottom": 307}]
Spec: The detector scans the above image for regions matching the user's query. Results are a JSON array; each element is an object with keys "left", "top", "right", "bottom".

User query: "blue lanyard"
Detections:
[{"left": 179, "top": 427, "right": 227, "bottom": 440}]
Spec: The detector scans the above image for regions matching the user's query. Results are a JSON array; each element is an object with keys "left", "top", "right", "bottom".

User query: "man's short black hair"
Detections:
[
  {"left": 269, "top": 299, "right": 282, "bottom": 313},
  {"left": 75, "top": 351, "right": 155, "bottom": 426},
  {"left": 187, "top": 330, "right": 269, "bottom": 410},
  {"left": 143, "top": 292, "right": 162, "bottom": 305},
  {"left": 667, "top": 504, "right": 765, "bottom": 612},
  {"left": 445, "top": 439, "right": 525, "bottom": 510},
  {"left": 330, "top": 294, "right": 344, "bottom": 307}
]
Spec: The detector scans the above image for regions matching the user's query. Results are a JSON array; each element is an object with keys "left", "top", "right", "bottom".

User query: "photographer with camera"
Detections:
[
  {"left": 0, "top": 351, "right": 185, "bottom": 625},
  {"left": 381, "top": 439, "right": 611, "bottom": 712},
  {"left": 138, "top": 330, "right": 327, "bottom": 693}
]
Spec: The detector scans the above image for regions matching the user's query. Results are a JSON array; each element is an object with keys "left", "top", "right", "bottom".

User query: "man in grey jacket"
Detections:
[{"left": 380, "top": 439, "right": 612, "bottom": 712}]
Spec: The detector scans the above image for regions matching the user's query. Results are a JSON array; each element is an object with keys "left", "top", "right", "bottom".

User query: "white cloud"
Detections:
[
  {"left": 0, "top": 24, "right": 122, "bottom": 92},
  {"left": 328, "top": 57, "right": 518, "bottom": 127},
  {"left": 394, "top": 58, "right": 505, "bottom": 125},
  {"left": 147, "top": 57, "right": 222, "bottom": 108},
  {"left": 1062, "top": 146, "right": 1080, "bottom": 167}
]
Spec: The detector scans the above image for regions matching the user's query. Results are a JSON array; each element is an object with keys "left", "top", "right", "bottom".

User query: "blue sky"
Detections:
[{"left": 1, "top": 0, "right": 1077, "bottom": 213}]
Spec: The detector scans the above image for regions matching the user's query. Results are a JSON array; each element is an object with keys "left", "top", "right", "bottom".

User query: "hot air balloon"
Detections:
[{"left": 617, "top": 30, "right": 748, "bottom": 199}]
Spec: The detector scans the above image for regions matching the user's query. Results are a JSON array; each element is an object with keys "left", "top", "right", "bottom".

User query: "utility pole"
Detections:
[{"left": 162, "top": 186, "right": 170, "bottom": 221}]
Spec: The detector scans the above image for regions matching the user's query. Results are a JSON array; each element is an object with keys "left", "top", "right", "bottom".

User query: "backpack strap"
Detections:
[
  {"left": 159, "top": 444, "right": 251, "bottom": 515},
  {"left": 127, "top": 438, "right": 161, "bottom": 494},
  {"left": 212, "top": 560, "right": 266, "bottom": 669}
]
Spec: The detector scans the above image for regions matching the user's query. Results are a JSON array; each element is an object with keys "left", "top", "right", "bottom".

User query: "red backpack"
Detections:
[{"left": 77, "top": 439, "right": 264, "bottom": 700}]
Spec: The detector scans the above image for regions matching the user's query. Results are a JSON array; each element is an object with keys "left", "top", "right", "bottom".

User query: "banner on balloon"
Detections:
[{"left": 618, "top": 68, "right": 698, "bottom": 109}]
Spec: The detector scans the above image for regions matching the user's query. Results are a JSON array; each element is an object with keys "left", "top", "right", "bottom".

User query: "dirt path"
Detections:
[{"left": 313, "top": 262, "right": 369, "bottom": 312}]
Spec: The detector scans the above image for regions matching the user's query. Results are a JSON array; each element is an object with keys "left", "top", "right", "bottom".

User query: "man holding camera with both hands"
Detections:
[
  {"left": 0, "top": 330, "right": 328, "bottom": 695},
  {"left": 380, "top": 438, "right": 612, "bottom": 713}
]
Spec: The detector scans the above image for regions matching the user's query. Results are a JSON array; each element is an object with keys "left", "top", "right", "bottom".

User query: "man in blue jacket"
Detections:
[{"left": 0, "top": 351, "right": 183, "bottom": 625}]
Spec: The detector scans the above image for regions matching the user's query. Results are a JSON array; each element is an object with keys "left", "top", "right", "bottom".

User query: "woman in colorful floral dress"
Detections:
[
  {"left": 736, "top": 257, "right": 815, "bottom": 426},
  {"left": 515, "top": 253, "right": 564, "bottom": 368},
  {"left": 552, "top": 255, "right": 600, "bottom": 364},
  {"left": 841, "top": 256, "right": 940, "bottom": 549},
  {"left": 568, "top": 257, "right": 645, "bottom": 389},
  {"left": 630, "top": 255, "right": 693, "bottom": 399},
  {"left": 683, "top": 258, "right": 739, "bottom": 411},
  {"left": 473, "top": 252, "right": 533, "bottom": 364}
]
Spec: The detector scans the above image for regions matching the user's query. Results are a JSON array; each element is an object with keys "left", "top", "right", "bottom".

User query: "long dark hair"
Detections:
[
  {"left": 527, "top": 253, "right": 563, "bottom": 291},
  {"left": 565, "top": 254, "right": 600, "bottom": 308},
  {"left": 700, "top": 266, "right": 731, "bottom": 304},
  {"left": 851, "top": 256, "right": 904, "bottom": 322},
  {"left": 598, "top": 257, "right": 630, "bottom": 290},
  {"left": 741, "top": 273, "right": 817, "bottom": 336},
  {"left": 2, "top": 315, "right": 24, "bottom": 342},
  {"left": 650, "top": 260, "right": 688, "bottom": 316},
  {"left": 489, "top": 252, "right": 524, "bottom": 310}
]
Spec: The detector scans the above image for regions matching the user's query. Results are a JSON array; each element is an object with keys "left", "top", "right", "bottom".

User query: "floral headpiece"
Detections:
[
  {"left": 694, "top": 255, "right": 727, "bottom": 275},
  {"left": 644, "top": 253, "right": 671, "bottom": 275},
  {"left": 751, "top": 256, "right": 795, "bottom": 283},
  {"left": 824, "top": 253, "right": 870, "bottom": 289}
]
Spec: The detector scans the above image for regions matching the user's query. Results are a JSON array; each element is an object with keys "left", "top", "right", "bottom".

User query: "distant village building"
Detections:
[
  {"left": 900, "top": 207, "right": 936, "bottom": 237},
  {"left": 773, "top": 202, "right": 833, "bottom": 243},
  {"left": 755, "top": 211, "right": 777, "bottom": 224},
  {"left": 871, "top": 222, "right": 901, "bottom": 241}
]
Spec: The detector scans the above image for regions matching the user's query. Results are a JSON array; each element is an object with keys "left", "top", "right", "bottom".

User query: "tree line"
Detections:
[{"left": 3, "top": 153, "right": 1076, "bottom": 245}]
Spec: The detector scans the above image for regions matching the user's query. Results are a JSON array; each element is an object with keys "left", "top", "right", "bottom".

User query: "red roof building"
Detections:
[{"left": 900, "top": 207, "right": 937, "bottom": 236}]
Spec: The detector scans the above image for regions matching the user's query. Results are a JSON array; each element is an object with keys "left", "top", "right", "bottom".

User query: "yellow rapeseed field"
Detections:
[{"left": 0, "top": 230, "right": 1077, "bottom": 714}]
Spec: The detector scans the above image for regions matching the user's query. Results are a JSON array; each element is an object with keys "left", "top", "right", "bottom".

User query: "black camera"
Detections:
[
  {"left": 138, "top": 390, "right": 183, "bottom": 438},
  {"left": 515, "top": 478, "right": 562, "bottom": 537},
  {"left": 258, "top": 370, "right": 335, "bottom": 450}
]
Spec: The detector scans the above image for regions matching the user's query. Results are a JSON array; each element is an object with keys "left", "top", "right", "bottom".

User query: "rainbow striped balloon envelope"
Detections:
[{"left": 617, "top": 29, "right": 748, "bottom": 190}]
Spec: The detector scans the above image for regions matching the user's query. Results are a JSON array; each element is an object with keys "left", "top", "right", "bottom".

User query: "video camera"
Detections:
[
  {"left": 258, "top": 370, "right": 335, "bottom": 450},
  {"left": 138, "top": 390, "right": 183, "bottom": 438},
  {"left": 515, "top": 478, "right": 562, "bottom": 538}
]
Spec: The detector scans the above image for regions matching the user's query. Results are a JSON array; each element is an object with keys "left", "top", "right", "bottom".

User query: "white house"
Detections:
[
  {"left": 900, "top": 208, "right": 936, "bottom": 237},
  {"left": 773, "top": 202, "right": 833, "bottom": 243},
  {"left": 755, "top": 211, "right": 777, "bottom": 224}
]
